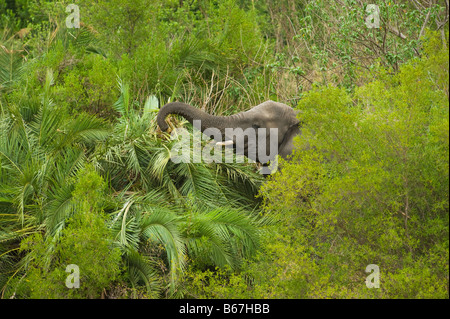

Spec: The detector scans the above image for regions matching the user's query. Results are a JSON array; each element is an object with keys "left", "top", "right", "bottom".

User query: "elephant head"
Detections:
[{"left": 157, "top": 100, "right": 301, "bottom": 166}]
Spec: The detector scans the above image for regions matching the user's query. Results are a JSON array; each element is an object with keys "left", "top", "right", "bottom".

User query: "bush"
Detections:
[
  {"left": 258, "top": 31, "right": 449, "bottom": 298},
  {"left": 185, "top": 31, "right": 449, "bottom": 299},
  {"left": 13, "top": 166, "right": 122, "bottom": 299},
  {"left": 2, "top": 0, "right": 448, "bottom": 300}
]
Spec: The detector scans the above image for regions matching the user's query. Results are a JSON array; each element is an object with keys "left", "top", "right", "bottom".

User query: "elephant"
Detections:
[{"left": 157, "top": 100, "right": 301, "bottom": 172}]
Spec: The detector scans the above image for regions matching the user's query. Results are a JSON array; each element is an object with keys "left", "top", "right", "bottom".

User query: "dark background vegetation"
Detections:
[{"left": 0, "top": 0, "right": 448, "bottom": 298}]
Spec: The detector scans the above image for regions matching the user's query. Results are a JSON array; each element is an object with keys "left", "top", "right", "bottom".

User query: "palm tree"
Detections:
[
  {"left": 1, "top": 75, "right": 267, "bottom": 298},
  {"left": 0, "top": 69, "right": 110, "bottom": 296},
  {"left": 97, "top": 81, "right": 267, "bottom": 297}
]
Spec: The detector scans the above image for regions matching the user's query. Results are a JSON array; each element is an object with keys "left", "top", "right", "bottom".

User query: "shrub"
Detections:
[
  {"left": 12, "top": 166, "right": 122, "bottom": 299},
  {"left": 259, "top": 32, "right": 448, "bottom": 298}
]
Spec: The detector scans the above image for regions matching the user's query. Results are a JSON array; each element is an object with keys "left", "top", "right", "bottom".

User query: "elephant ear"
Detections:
[{"left": 288, "top": 109, "right": 301, "bottom": 127}]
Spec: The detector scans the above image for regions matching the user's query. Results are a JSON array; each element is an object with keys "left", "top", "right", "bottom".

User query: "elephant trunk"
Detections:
[{"left": 157, "top": 102, "right": 234, "bottom": 136}]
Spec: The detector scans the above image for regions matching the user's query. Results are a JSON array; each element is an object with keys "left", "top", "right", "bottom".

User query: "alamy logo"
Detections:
[
  {"left": 66, "top": 4, "right": 80, "bottom": 29},
  {"left": 170, "top": 120, "right": 279, "bottom": 175},
  {"left": 65, "top": 264, "right": 80, "bottom": 289},
  {"left": 365, "top": 4, "right": 380, "bottom": 29},
  {"left": 365, "top": 264, "right": 380, "bottom": 288}
]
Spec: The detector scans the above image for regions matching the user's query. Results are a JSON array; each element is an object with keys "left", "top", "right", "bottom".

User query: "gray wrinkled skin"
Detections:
[{"left": 157, "top": 100, "right": 301, "bottom": 164}]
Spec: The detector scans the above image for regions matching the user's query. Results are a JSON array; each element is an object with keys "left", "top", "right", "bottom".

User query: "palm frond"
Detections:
[
  {"left": 45, "top": 183, "right": 76, "bottom": 236},
  {"left": 214, "top": 161, "right": 264, "bottom": 206},
  {"left": 176, "top": 36, "right": 221, "bottom": 73},
  {"left": 29, "top": 104, "right": 63, "bottom": 151},
  {"left": 139, "top": 207, "right": 186, "bottom": 290},
  {"left": 147, "top": 144, "right": 172, "bottom": 182},
  {"left": 113, "top": 79, "right": 130, "bottom": 117},
  {"left": 70, "top": 27, "right": 95, "bottom": 48},
  {"left": 184, "top": 206, "right": 263, "bottom": 270},
  {"left": 142, "top": 95, "right": 159, "bottom": 120},
  {"left": 111, "top": 199, "right": 141, "bottom": 251},
  {"left": 173, "top": 161, "right": 228, "bottom": 207},
  {"left": 56, "top": 112, "right": 110, "bottom": 149},
  {"left": 0, "top": 45, "right": 26, "bottom": 89},
  {"left": 123, "top": 249, "right": 161, "bottom": 298}
]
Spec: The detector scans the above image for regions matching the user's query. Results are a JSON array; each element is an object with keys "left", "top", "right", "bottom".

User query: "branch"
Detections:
[
  {"left": 419, "top": 6, "right": 432, "bottom": 39},
  {"left": 388, "top": 26, "right": 407, "bottom": 39}
]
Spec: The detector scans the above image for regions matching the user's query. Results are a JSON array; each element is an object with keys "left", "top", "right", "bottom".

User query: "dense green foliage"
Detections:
[
  {"left": 0, "top": 0, "right": 448, "bottom": 299},
  {"left": 184, "top": 32, "right": 449, "bottom": 299}
]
